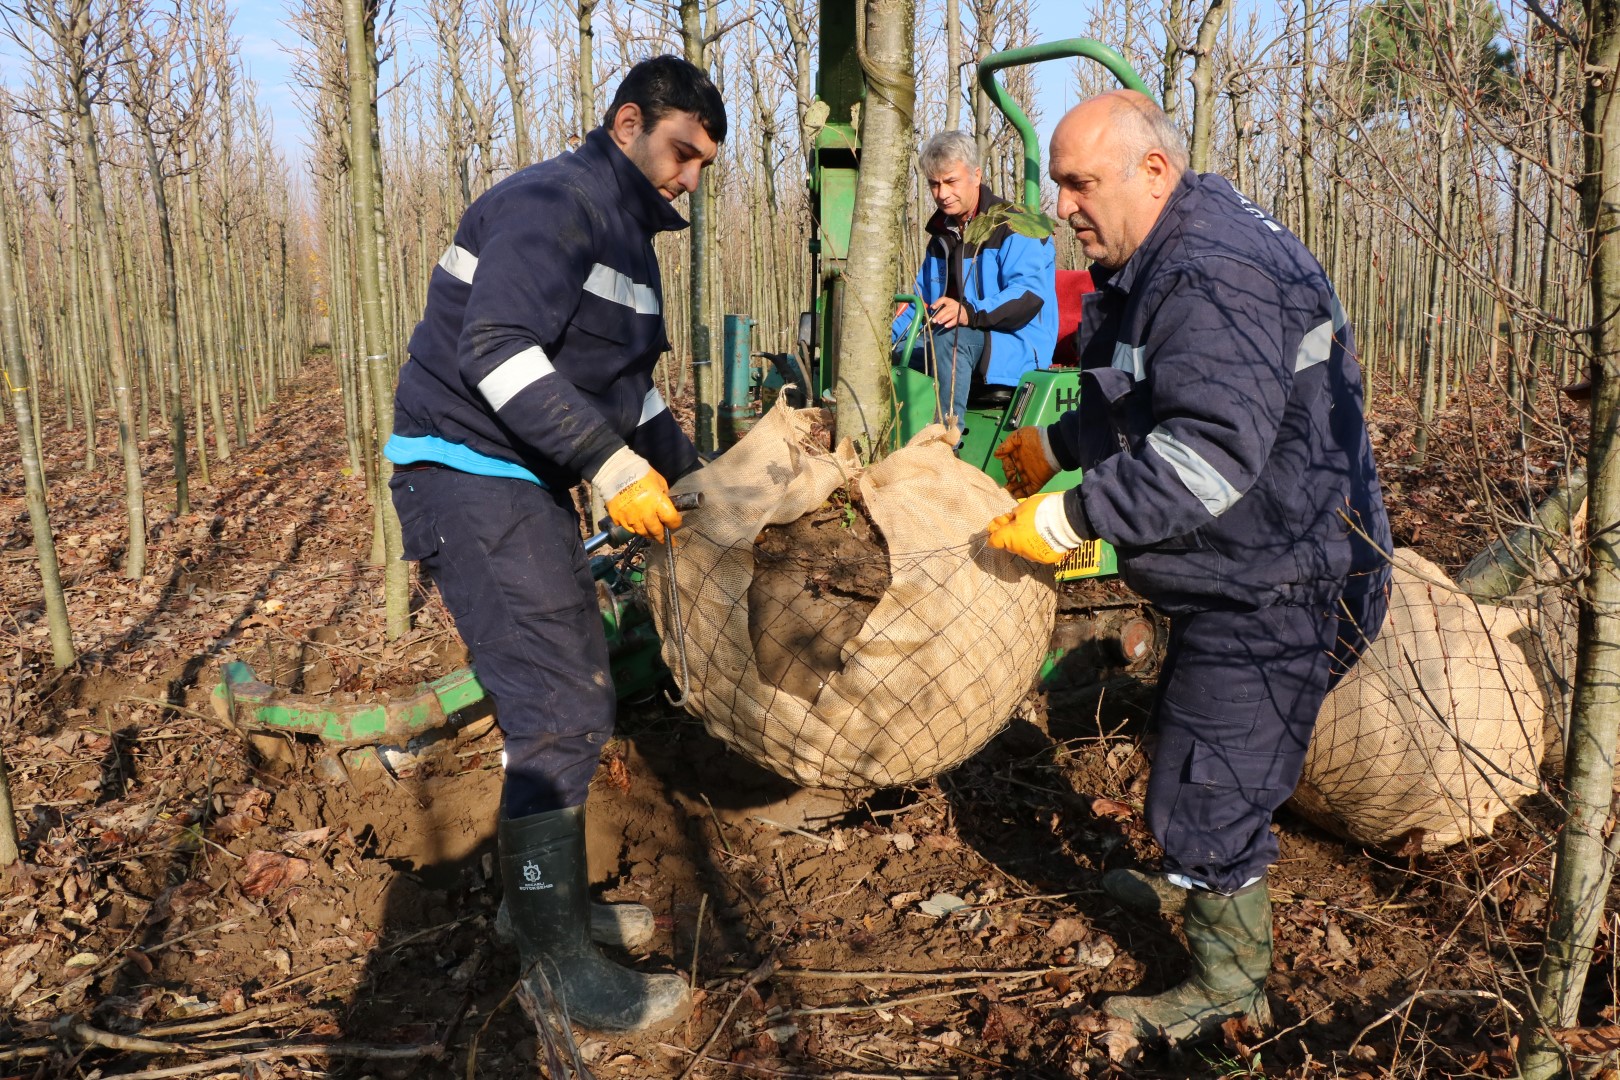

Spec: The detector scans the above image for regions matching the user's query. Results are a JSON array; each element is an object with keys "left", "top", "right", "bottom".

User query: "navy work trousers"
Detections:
[
  {"left": 895, "top": 325, "right": 987, "bottom": 424},
  {"left": 390, "top": 467, "right": 612, "bottom": 817},
  {"left": 1145, "top": 584, "right": 1388, "bottom": 893}
]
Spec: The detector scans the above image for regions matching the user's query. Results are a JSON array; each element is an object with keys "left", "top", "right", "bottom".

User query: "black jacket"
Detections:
[
  {"left": 1048, "top": 172, "right": 1392, "bottom": 612},
  {"left": 393, "top": 127, "right": 698, "bottom": 491}
]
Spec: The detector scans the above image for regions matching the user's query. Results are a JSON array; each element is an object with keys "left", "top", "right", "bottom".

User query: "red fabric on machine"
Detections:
[{"left": 1050, "top": 268, "right": 1095, "bottom": 368}]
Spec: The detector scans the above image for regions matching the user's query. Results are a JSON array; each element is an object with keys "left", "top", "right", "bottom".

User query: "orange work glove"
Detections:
[
  {"left": 986, "top": 492, "right": 1083, "bottom": 565},
  {"left": 993, "top": 425, "right": 1061, "bottom": 498},
  {"left": 594, "top": 448, "right": 682, "bottom": 540}
]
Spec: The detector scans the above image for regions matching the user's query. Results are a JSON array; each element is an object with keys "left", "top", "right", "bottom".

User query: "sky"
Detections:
[
  {"left": 203, "top": 1, "right": 1097, "bottom": 169},
  {"left": 0, "top": 1, "right": 1124, "bottom": 179}
]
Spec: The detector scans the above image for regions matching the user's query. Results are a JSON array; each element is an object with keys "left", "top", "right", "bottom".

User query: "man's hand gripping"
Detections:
[
  {"left": 593, "top": 448, "right": 683, "bottom": 541},
  {"left": 994, "top": 426, "right": 1061, "bottom": 499}
]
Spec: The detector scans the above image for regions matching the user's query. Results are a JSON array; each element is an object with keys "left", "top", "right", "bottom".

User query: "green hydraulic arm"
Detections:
[{"left": 976, "top": 39, "right": 1155, "bottom": 212}]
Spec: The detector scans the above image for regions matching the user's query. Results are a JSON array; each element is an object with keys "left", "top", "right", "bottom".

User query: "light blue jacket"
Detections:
[{"left": 892, "top": 187, "right": 1059, "bottom": 387}]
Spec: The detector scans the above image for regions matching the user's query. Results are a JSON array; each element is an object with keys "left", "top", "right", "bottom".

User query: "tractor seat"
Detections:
[{"left": 968, "top": 385, "right": 1014, "bottom": 410}]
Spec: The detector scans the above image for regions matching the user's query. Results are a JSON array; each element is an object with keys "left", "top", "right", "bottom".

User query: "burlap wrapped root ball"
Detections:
[
  {"left": 645, "top": 402, "right": 1058, "bottom": 789},
  {"left": 1289, "top": 548, "right": 1553, "bottom": 851}
]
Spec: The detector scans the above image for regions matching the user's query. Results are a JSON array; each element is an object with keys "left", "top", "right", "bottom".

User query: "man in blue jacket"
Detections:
[
  {"left": 385, "top": 56, "right": 724, "bottom": 1033},
  {"left": 988, "top": 91, "right": 1392, "bottom": 1043},
  {"left": 892, "top": 131, "right": 1058, "bottom": 425}
]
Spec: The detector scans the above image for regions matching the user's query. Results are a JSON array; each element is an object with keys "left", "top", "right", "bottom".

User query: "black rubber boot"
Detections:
[
  {"left": 499, "top": 806, "right": 689, "bottom": 1032},
  {"left": 1102, "top": 869, "right": 1188, "bottom": 916},
  {"left": 1103, "top": 877, "right": 1273, "bottom": 1043},
  {"left": 494, "top": 898, "right": 657, "bottom": 952}
]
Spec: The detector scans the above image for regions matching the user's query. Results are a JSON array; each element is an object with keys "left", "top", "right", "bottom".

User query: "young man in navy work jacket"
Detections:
[
  {"left": 385, "top": 56, "right": 724, "bottom": 1033},
  {"left": 892, "top": 130, "right": 1058, "bottom": 425},
  {"left": 988, "top": 91, "right": 1393, "bottom": 1043}
]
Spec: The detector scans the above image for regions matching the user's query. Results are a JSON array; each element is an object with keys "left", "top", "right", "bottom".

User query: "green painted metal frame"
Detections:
[{"left": 976, "top": 40, "right": 1155, "bottom": 212}]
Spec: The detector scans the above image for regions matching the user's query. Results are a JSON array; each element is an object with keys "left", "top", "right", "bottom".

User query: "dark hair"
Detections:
[{"left": 603, "top": 55, "right": 727, "bottom": 143}]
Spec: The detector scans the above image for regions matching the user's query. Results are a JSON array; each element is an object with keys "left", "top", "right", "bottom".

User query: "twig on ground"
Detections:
[
  {"left": 657, "top": 1045, "right": 952, "bottom": 1080},
  {"left": 659, "top": 1044, "right": 951, "bottom": 1080},
  {"left": 139, "top": 1001, "right": 306, "bottom": 1037},
  {"left": 121, "top": 698, "right": 219, "bottom": 723},
  {"left": 770, "top": 985, "right": 979, "bottom": 1019},
  {"left": 701, "top": 794, "right": 734, "bottom": 857},
  {"left": 675, "top": 956, "right": 779, "bottom": 1080},
  {"left": 92, "top": 1041, "right": 441, "bottom": 1079},
  {"left": 1349, "top": 988, "right": 1523, "bottom": 1055},
  {"left": 775, "top": 962, "right": 1098, "bottom": 982},
  {"left": 750, "top": 816, "right": 832, "bottom": 846},
  {"left": 68, "top": 1023, "right": 191, "bottom": 1054}
]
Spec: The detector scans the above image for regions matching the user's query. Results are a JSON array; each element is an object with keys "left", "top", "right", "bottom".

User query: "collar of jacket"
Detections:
[
  {"left": 578, "top": 127, "right": 691, "bottom": 235},
  {"left": 1091, "top": 170, "right": 1199, "bottom": 294},
  {"left": 925, "top": 183, "right": 1006, "bottom": 238}
]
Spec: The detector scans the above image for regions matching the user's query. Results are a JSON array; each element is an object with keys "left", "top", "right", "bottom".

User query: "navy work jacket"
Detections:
[
  {"left": 392, "top": 127, "right": 698, "bottom": 491},
  {"left": 1047, "top": 171, "right": 1392, "bottom": 613}
]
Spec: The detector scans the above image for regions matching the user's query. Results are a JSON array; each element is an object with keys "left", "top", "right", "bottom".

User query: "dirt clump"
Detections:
[{"left": 747, "top": 488, "right": 889, "bottom": 700}]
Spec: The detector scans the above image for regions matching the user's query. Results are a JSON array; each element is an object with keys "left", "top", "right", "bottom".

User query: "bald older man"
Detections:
[{"left": 986, "top": 92, "right": 1392, "bottom": 1043}]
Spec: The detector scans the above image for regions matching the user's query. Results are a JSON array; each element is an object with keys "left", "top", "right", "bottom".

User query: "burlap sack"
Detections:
[
  {"left": 645, "top": 402, "right": 1058, "bottom": 788},
  {"left": 1289, "top": 548, "right": 1548, "bottom": 850}
]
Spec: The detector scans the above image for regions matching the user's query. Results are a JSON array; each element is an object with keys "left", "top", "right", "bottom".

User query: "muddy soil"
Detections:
[
  {"left": 1, "top": 357, "right": 1614, "bottom": 1079},
  {"left": 748, "top": 491, "right": 889, "bottom": 702}
]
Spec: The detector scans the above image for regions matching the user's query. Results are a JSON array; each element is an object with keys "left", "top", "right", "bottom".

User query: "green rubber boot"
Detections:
[
  {"left": 1102, "top": 869, "right": 1189, "bottom": 916},
  {"left": 1103, "top": 877, "right": 1273, "bottom": 1043},
  {"left": 499, "top": 806, "right": 689, "bottom": 1032}
]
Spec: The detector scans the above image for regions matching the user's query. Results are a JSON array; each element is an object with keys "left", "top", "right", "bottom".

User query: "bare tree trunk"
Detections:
[
  {"left": 0, "top": 147, "right": 73, "bottom": 671},
  {"left": 121, "top": 18, "right": 189, "bottom": 515},
  {"left": 1186, "top": 0, "right": 1228, "bottom": 172},
  {"left": 0, "top": 745, "right": 16, "bottom": 866},
  {"left": 945, "top": 0, "right": 961, "bottom": 130},
  {"left": 832, "top": 0, "right": 914, "bottom": 457},
  {"left": 781, "top": 0, "right": 813, "bottom": 154},
  {"left": 1297, "top": 0, "right": 1317, "bottom": 253},
  {"left": 495, "top": 0, "right": 532, "bottom": 164},
  {"left": 186, "top": 175, "right": 231, "bottom": 464},
  {"left": 1160, "top": 0, "right": 1185, "bottom": 122},
  {"left": 972, "top": 0, "right": 995, "bottom": 164},
  {"left": 1529, "top": 43, "right": 1567, "bottom": 445},
  {"left": 1517, "top": 0, "right": 1620, "bottom": 1070},
  {"left": 53, "top": 1, "right": 148, "bottom": 579},
  {"left": 1413, "top": 101, "right": 1453, "bottom": 463},
  {"left": 343, "top": 0, "right": 409, "bottom": 639},
  {"left": 681, "top": 0, "right": 716, "bottom": 452},
  {"left": 577, "top": 0, "right": 597, "bottom": 136}
]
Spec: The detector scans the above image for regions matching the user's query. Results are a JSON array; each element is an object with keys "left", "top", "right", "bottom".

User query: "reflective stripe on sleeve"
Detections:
[
  {"left": 1146, "top": 428, "right": 1242, "bottom": 517},
  {"left": 638, "top": 387, "right": 667, "bottom": 426},
  {"left": 1294, "top": 319, "right": 1334, "bottom": 372},
  {"left": 438, "top": 244, "right": 478, "bottom": 284},
  {"left": 477, "top": 346, "right": 556, "bottom": 411},
  {"left": 1295, "top": 296, "right": 1350, "bottom": 373},
  {"left": 583, "top": 263, "right": 660, "bottom": 315},
  {"left": 1113, "top": 341, "right": 1145, "bottom": 381}
]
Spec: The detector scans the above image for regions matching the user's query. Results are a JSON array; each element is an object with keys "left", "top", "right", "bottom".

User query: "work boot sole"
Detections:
[
  {"left": 525, "top": 966, "right": 691, "bottom": 1033},
  {"left": 1103, "top": 980, "right": 1272, "bottom": 1044}
]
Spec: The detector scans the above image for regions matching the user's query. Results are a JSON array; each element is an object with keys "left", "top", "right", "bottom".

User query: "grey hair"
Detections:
[
  {"left": 1109, "top": 96, "right": 1190, "bottom": 176},
  {"left": 919, "top": 131, "right": 979, "bottom": 177}
]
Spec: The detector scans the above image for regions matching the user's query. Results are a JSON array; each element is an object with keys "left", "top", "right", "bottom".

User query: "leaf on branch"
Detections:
[{"left": 963, "top": 203, "right": 1058, "bottom": 248}]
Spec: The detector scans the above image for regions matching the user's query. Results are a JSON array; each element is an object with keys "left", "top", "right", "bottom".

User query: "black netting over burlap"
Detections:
[
  {"left": 1290, "top": 548, "right": 1561, "bottom": 851},
  {"left": 644, "top": 403, "right": 1058, "bottom": 789}
]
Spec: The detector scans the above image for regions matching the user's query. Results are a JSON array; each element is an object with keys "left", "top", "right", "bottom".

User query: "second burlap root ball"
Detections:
[
  {"left": 1290, "top": 548, "right": 1558, "bottom": 851},
  {"left": 646, "top": 403, "right": 1057, "bottom": 789}
]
